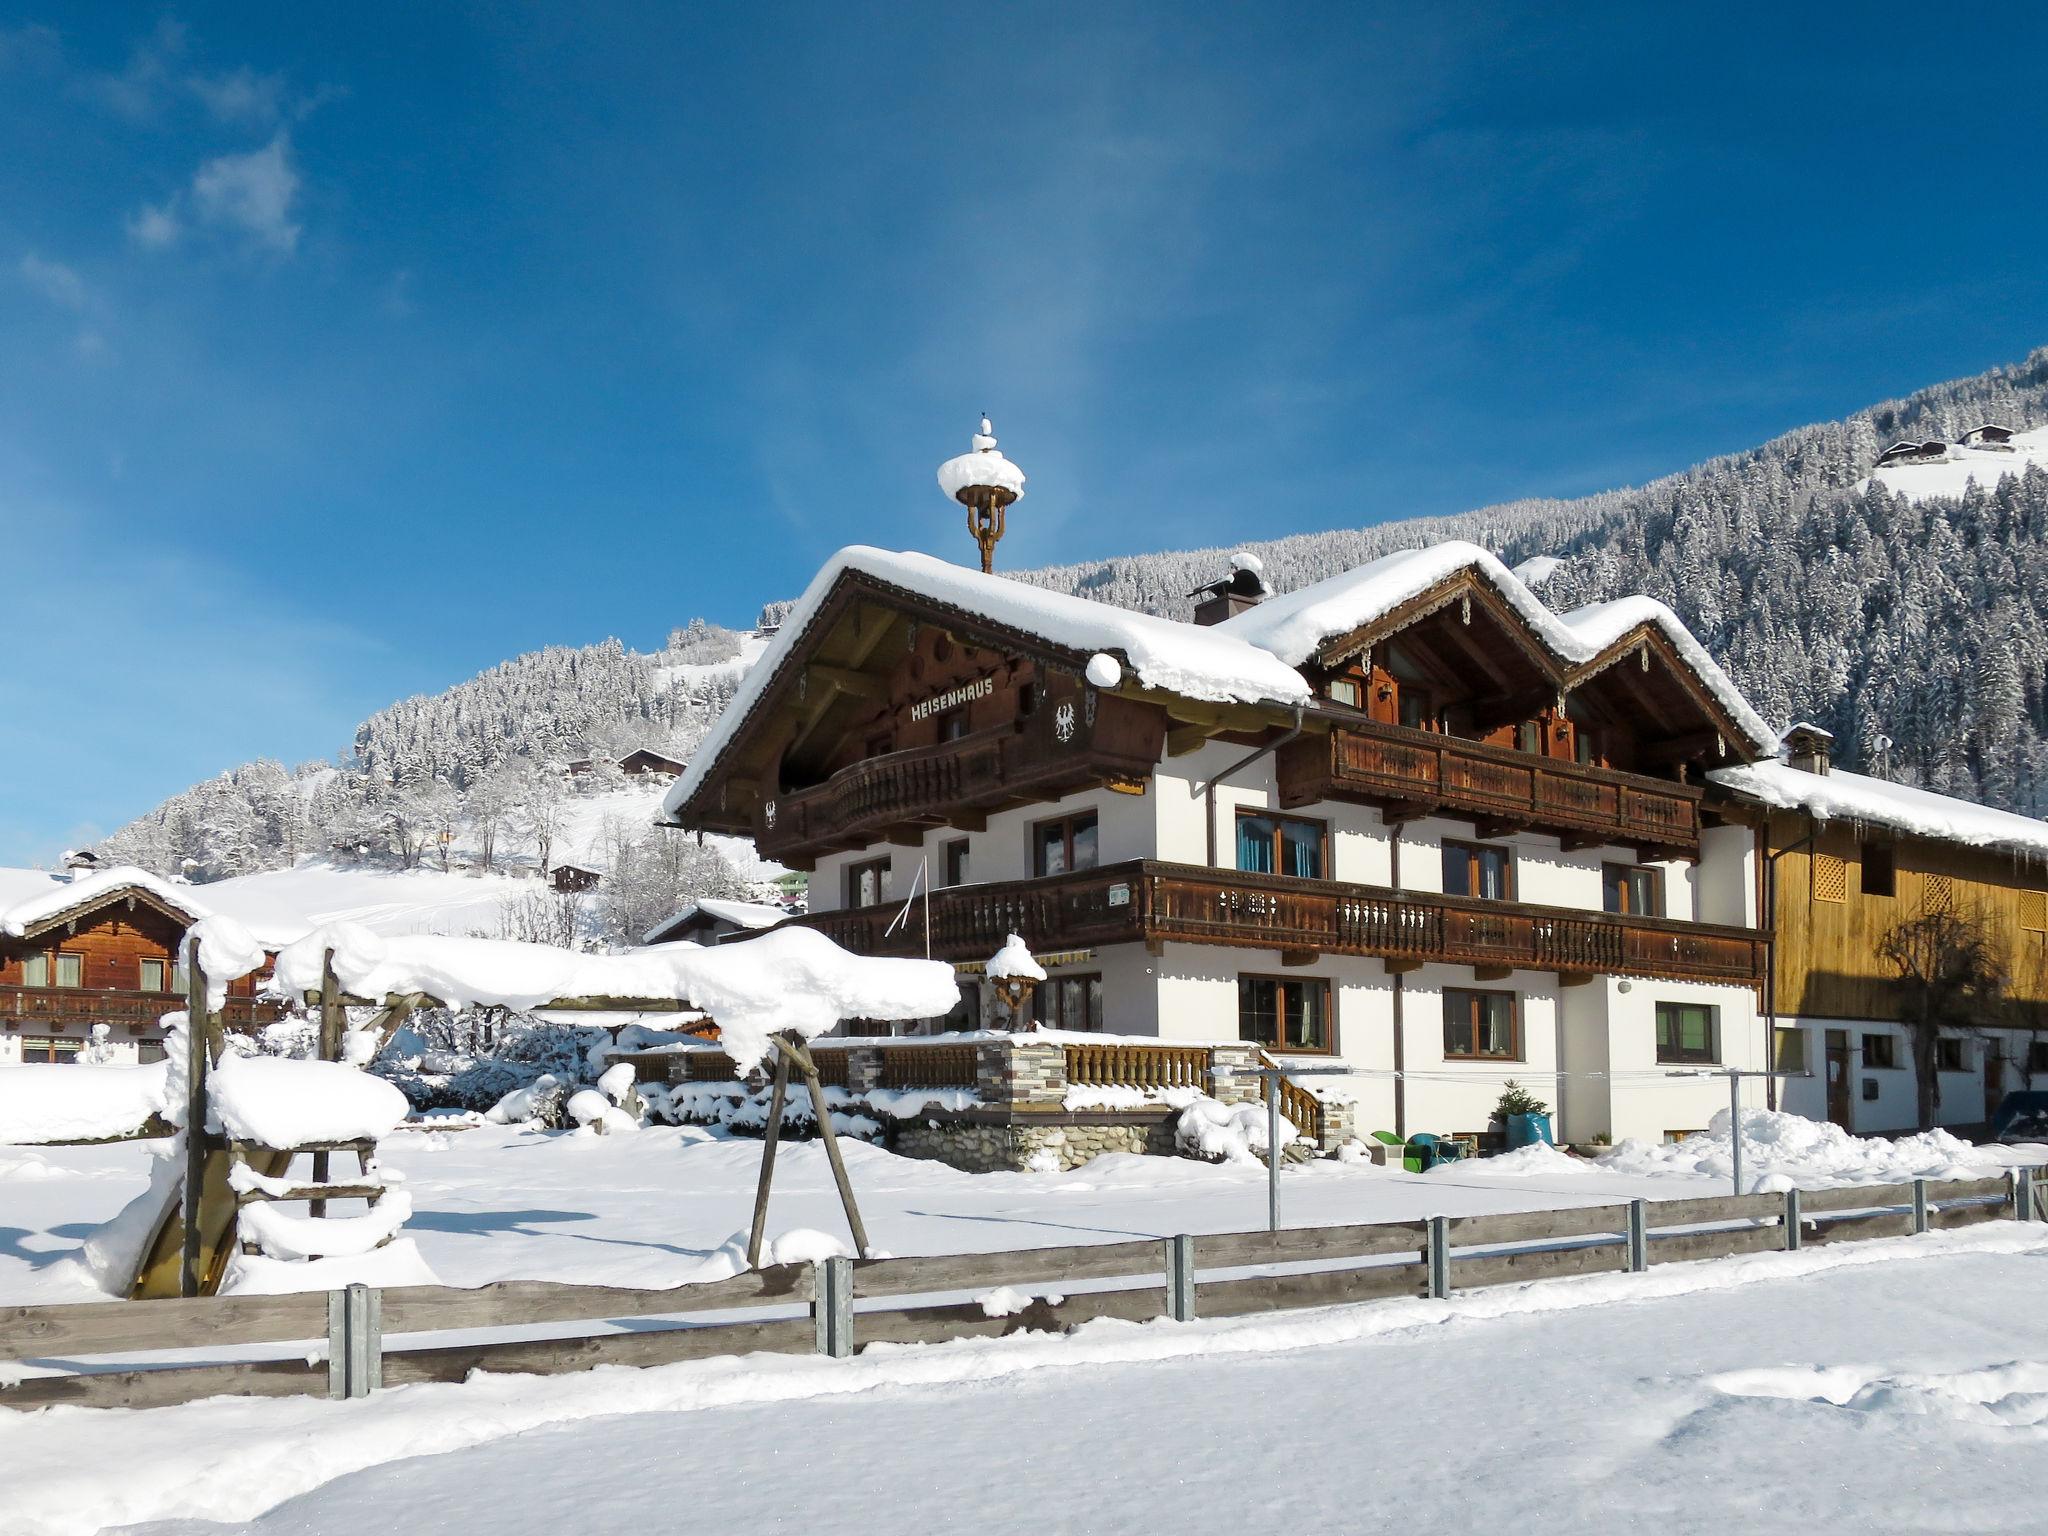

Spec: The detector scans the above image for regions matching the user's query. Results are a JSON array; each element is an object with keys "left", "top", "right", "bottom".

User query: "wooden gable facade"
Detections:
[
  {"left": 1, "top": 882, "right": 274, "bottom": 1054},
  {"left": 665, "top": 569, "right": 1171, "bottom": 868}
]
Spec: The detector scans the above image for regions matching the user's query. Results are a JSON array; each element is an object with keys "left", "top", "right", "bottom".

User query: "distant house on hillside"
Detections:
[
  {"left": 548, "top": 862, "right": 603, "bottom": 894},
  {"left": 643, "top": 896, "right": 788, "bottom": 947},
  {"left": 0, "top": 866, "right": 276, "bottom": 1065},
  {"left": 565, "top": 747, "right": 687, "bottom": 781},
  {"left": 1958, "top": 423, "right": 2017, "bottom": 451},
  {"left": 1875, "top": 440, "right": 1951, "bottom": 469}
]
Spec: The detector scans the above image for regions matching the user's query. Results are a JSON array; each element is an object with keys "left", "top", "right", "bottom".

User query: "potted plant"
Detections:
[{"left": 1494, "top": 1080, "right": 1553, "bottom": 1149}]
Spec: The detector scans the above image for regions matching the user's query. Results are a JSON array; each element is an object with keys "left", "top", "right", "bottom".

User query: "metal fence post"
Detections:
[
  {"left": 813, "top": 1256, "right": 853, "bottom": 1358},
  {"left": 327, "top": 1289, "right": 348, "bottom": 1399},
  {"left": 1783, "top": 1187, "right": 1802, "bottom": 1252},
  {"left": 1426, "top": 1216, "right": 1450, "bottom": 1300},
  {"left": 1626, "top": 1199, "right": 1648, "bottom": 1272},
  {"left": 2016, "top": 1167, "right": 2033, "bottom": 1222},
  {"left": 1164, "top": 1234, "right": 1196, "bottom": 1322},
  {"left": 1912, "top": 1178, "right": 1929, "bottom": 1235},
  {"left": 343, "top": 1283, "right": 381, "bottom": 1398}
]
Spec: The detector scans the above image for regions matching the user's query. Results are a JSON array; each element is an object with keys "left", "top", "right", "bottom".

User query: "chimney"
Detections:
[
  {"left": 1191, "top": 551, "right": 1268, "bottom": 627},
  {"left": 1782, "top": 722, "right": 1833, "bottom": 776}
]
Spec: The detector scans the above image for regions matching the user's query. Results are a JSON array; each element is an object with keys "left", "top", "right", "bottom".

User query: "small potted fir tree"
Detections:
[{"left": 1494, "top": 1080, "right": 1553, "bottom": 1150}]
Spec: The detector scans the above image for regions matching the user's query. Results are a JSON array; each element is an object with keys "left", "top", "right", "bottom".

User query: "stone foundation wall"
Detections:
[{"left": 891, "top": 1113, "right": 1179, "bottom": 1173}]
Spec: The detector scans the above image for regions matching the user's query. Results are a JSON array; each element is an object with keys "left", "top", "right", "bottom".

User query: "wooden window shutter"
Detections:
[
  {"left": 2022, "top": 888, "right": 2048, "bottom": 933},
  {"left": 1812, "top": 851, "right": 1846, "bottom": 904}
]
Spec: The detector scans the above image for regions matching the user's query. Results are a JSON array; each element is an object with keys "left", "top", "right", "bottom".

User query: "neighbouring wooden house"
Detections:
[
  {"left": 1958, "top": 423, "right": 2018, "bottom": 450},
  {"left": 0, "top": 865, "right": 275, "bottom": 1065},
  {"left": 642, "top": 896, "right": 789, "bottom": 946},
  {"left": 617, "top": 747, "right": 687, "bottom": 779},
  {"left": 659, "top": 541, "right": 1784, "bottom": 1147},
  {"left": 548, "top": 863, "right": 604, "bottom": 894},
  {"left": 1875, "top": 440, "right": 1952, "bottom": 468},
  {"left": 1707, "top": 727, "right": 2048, "bottom": 1137}
]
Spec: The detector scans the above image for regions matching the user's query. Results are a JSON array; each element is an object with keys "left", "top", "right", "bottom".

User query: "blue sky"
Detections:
[{"left": 2, "top": 4, "right": 2045, "bottom": 865}]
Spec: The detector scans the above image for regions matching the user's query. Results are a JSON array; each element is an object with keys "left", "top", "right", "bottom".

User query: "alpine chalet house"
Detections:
[
  {"left": 1709, "top": 724, "right": 2048, "bottom": 1137},
  {"left": 0, "top": 863, "right": 273, "bottom": 1065},
  {"left": 660, "top": 426, "right": 1781, "bottom": 1150}
]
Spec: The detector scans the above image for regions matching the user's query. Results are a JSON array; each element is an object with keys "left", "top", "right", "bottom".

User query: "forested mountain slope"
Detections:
[{"left": 106, "top": 348, "right": 2048, "bottom": 883}]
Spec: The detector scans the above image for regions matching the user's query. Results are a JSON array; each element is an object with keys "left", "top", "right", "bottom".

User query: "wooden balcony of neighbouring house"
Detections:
[
  {"left": 756, "top": 694, "right": 1166, "bottom": 864},
  {"left": 1276, "top": 722, "right": 1704, "bottom": 858},
  {"left": 0, "top": 988, "right": 282, "bottom": 1031},
  {"left": 780, "top": 859, "right": 1767, "bottom": 989}
]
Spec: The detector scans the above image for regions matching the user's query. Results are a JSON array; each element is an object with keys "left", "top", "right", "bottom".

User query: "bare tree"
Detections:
[
  {"left": 1877, "top": 890, "right": 2010, "bottom": 1130},
  {"left": 513, "top": 762, "right": 570, "bottom": 878},
  {"left": 493, "top": 886, "right": 583, "bottom": 949},
  {"left": 467, "top": 763, "right": 519, "bottom": 871}
]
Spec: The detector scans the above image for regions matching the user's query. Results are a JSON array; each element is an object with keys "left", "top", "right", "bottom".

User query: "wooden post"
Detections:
[
  {"left": 786, "top": 1033, "right": 873, "bottom": 1260},
  {"left": 180, "top": 956, "right": 211, "bottom": 1300},
  {"left": 745, "top": 1046, "right": 793, "bottom": 1270},
  {"left": 313, "top": 951, "right": 341, "bottom": 1219}
]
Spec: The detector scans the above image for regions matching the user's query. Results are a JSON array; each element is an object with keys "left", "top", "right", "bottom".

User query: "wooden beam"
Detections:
[
  {"left": 1280, "top": 948, "right": 1319, "bottom": 968},
  {"left": 1557, "top": 833, "right": 1607, "bottom": 852},
  {"left": 1167, "top": 723, "right": 1218, "bottom": 756},
  {"left": 1384, "top": 957, "right": 1424, "bottom": 976},
  {"left": 807, "top": 663, "right": 885, "bottom": 700},
  {"left": 1556, "top": 970, "right": 1595, "bottom": 988},
  {"left": 1473, "top": 964, "right": 1512, "bottom": 982}
]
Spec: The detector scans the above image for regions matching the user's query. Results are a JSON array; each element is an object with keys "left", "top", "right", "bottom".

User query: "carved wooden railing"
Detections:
[
  {"left": 877, "top": 1043, "right": 979, "bottom": 1090},
  {"left": 758, "top": 698, "right": 1163, "bottom": 861},
  {"left": 1278, "top": 724, "right": 1703, "bottom": 853},
  {"left": 1256, "top": 1051, "right": 1328, "bottom": 1147},
  {"left": 1063, "top": 1042, "right": 1211, "bottom": 1091},
  {"left": 0, "top": 988, "right": 279, "bottom": 1029},
  {"left": 787, "top": 860, "right": 1767, "bottom": 988}
]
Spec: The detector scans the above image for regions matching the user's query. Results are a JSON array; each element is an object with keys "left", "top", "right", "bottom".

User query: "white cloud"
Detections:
[
  {"left": 189, "top": 65, "right": 286, "bottom": 125},
  {"left": 126, "top": 200, "right": 182, "bottom": 249},
  {"left": 18, "top": 253, "right": 90, "bottom": 309},
  {"left": 190, "top": 132, "right": 302, "bottom": 253}
]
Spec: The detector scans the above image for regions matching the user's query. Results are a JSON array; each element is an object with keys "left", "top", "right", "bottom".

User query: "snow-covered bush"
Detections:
[
  {"left": 1176, "top": 1095, "right": 1293, "bottom": 1165},
  {"left": 373, "top": 1010, "right": 606, "bottom": 1120}
]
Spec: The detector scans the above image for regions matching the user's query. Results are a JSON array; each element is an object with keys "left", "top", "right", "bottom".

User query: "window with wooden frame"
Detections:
[
  {"left": 1235, "top": 809, "right": 1327, "bottom": 880},
  {"left": 1239, "top": 975, "right": 1331, "bottom": 1053},
  {"left": 1811, "top": 851, "right": 1847, "bottom": 903},
  {"left": 942, "top": 839, "right": 970, "bottom": 888},
  {"left": 1935, "top": 1038, "right": 1970, "bottom": 1073},
  {"left": 137, "top": 1039, "right": 168, "bottom": 1065},
  {"left": 1655, "top": 1001, "right": 1718, "bottom": 1065},
  {"left": 1443, "top": 841, "right": 1514, "bottom": 901},
  {"left": 1862, "top": 1033, "right": 1899, "bottom": 1069},
  {"left": 1325, "top": 677, "right": 1362, "bottom": 709},
  {"left": 1515, "top": 721, "right": 1542, "bottom": 756},
  {"left": 53, "top": 953, "right": 81, "bottom": 988},
  {"left": 1602, "top": 863, "right": 1663, "bottom": 917},
  {"left": 846, "top": 857, "right": 893, "bottom": 909},
  {"left": 1442, "top": 988, "right": 1519, "bottom": 1060},
  {"left": 1033, "top": 811, "right": 1099, "bottom": 877},
  {"left": 140, "top": 958, "right": 168, "bottom": 993},
  {"left": 937, "top": 708, "right": 969, "bottom": 743},
  {"left": 1033, "top": 973, "right": 1104, "bottom": 1032},
  {"left": 1860, "top": 843, "right": 1895, "bottom": 897},
  {"left": 20, "top": 1037, "right": 79, "bottom": 1064},
  {"left": 21, "top": 952, "right": 48, "bottom": 987},
  {"left": 1397, "top": 684, "right": 1438, "bottom": 732}
]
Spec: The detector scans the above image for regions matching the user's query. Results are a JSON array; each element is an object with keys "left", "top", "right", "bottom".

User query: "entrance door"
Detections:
[{"left": 1824, "top": 1030, "right": 1852, "bottom": 1128}]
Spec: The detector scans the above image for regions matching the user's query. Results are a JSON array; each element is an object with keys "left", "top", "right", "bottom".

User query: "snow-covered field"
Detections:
[
  {"left": 1865, "top": 423, "right": 2048, "bottom": 501},
  {"left": 5, "top": 1117, "right": 2048, "bottom": 1532},
  {"left": 5, "top": 1222, "right": 2046, "bottom": 1533},
  {"left": 2, "top": 1113, "right": 2038, "bottom": 1306}
]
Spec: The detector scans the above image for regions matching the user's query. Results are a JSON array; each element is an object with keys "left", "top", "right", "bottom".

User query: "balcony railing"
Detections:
[
  {"left": 786, "top": 860, "right": 1766, "bottom": 988},
  {"left": 1277, "top": 723, "right": 1703, "bottom": 855},
  {"left": 757, "top": 696, "right": 1163, "bottom": 862},
  {"left": 0, "top": 988, "right": 280, "bottom": 1029}
]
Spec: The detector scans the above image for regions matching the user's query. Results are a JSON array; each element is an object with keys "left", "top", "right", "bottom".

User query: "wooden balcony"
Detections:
[
  {"left": 757, "top": 695, "right": 1165, "bottom": 863},
  {"left": 786, "top": 860, "right": 1767, "bottom": 989},
  {"left": 0, "top": 988, "right": 281, "bottom": 1030},
  {"left": 1276, "top": 723, "right": 1703, "bottom": 857}
]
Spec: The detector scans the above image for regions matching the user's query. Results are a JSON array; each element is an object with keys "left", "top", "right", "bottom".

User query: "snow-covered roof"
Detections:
[
  {"left": 1217, "top": 541, "right": 1778, "bottom": 753},
  {"left": 0, "top": 864, "right": 207, "bottom": 939},
  {"left": 663, "top": 546, "right": 1312, "bottom": 821},
  {"left": 1709, "top": 760, "right": 2048, "bottom": 863},
  {"left": 643, "top": 896, "right": 788, "bottom": 945}
]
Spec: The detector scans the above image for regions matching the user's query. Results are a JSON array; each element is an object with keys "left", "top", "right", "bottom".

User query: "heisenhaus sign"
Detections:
[{"left": 909, "top": 674, "right": 995, "bottom": 722}]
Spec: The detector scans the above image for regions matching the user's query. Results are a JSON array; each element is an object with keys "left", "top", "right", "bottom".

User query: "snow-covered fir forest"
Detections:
[{"left": 105, "top": 348, "right": 2048, "bottom": 886}]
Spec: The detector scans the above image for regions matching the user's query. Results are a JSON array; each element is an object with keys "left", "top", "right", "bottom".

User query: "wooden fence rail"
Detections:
[{"left": 1, "top": 1172, "right": 2026, "bottom": 1413}]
